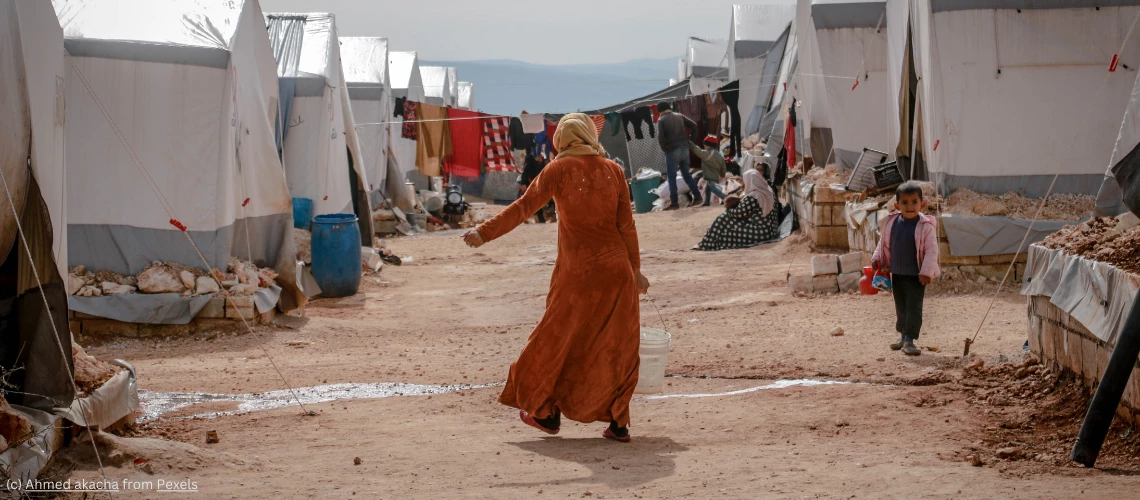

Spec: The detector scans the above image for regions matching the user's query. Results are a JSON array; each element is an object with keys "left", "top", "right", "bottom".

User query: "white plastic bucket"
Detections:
[{"left": 635, "top": 327, "right": 671, "bottom": 394}]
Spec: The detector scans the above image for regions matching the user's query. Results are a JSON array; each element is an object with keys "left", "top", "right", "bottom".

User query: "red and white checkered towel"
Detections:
[{"left": 483, "top": 117, "right": 518, "bottom": 172}]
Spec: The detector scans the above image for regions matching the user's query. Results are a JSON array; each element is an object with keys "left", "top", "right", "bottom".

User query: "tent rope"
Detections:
[
  {"left": 64, "top": 54, "right": 313, "bottom": 416},
  {"left": 0, "top": 163, "right": 112, "bottom": 498}
]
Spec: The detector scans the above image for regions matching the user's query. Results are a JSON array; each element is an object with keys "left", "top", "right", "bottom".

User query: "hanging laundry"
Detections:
[
  {"left": 545, "top": 119, "right": 559, "bottom": 156},
  {"left": 620, "top": 107, "right": 655, "bottom": 141},
  {"left": 590, "top": 115, "right": 606, "bottom": 136},
  {"left": 604, "top": 112, "right": 622, "bottom": 136},
  {"left": 785, "top": 98, "right": 797, "bottom": 172},
  {"left": 649, "top": 104, "right": 660, "bottom": 122},
  {"left": 483, "top": 116, "right": 517, "bottom": 172},
  {"left": 679, "top": 96, "right": 706, "bottom": 130},
  {"left": 704, "top": 93, "right": 726, "bottom": 138},
  {"left": 532, "top": 130, "right": 552, "bottom": 159},
  {"left": 401, "top": 99, "right": 418, "bottom": 140},
  {"left": 520, "top": 113, "right": 545, "bottom": 134},
  {"left": 415, "top": 102, "right": 453, "bottom": 177},
  {"left": 394, "top": 97, "right": 408, "bottom": 118},
  {"left": 509, "top": 116, "right": 534, "bottom": 151},
  {"left": 599, "top": 115, "right": 631, "bottom": 177},
  {"left": 446, "top": 108, "right": 483, "bottom": 178},
  {"left": 720, "top": 80, "right": 743, "bottom": 159}
]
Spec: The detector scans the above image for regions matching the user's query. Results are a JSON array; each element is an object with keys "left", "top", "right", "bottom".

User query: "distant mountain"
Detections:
[{"left": 419, "top": 58, "right": 678, "bottom": 116}]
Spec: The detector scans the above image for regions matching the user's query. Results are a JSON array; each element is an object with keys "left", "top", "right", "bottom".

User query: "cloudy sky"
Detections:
[{"left": 261, "top": 0, "right": 793, "bottom": 64}]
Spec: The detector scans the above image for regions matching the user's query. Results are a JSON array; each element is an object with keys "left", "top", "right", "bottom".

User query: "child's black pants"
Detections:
[{"left": 892, "top": 274, "right": 926, "bottom": 339}]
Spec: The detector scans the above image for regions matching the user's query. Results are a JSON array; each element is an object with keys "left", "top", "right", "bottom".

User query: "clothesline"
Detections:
[
  {"left": 347, "top": 77, "right": 673, "bottom": 89},
  {"left": 354, "top": 78, "right": 821, "bottom": 127}
]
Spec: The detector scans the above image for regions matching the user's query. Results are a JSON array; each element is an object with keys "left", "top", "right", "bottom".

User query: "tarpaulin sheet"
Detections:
[
  {"left": 942, "top": 214, "right": 1078, "bottom": 256},
  {"left": 1020, "top": 244, "right": 1065, "bottom": 297},
  {"left": 0, "top": 406, "right": 62, "bottom": 484},
  {"left": 62, "top": 361, "right": 139, "bottom": 429},
  {"left": 1049, "top": 253, "right": 1140, "bottom": 345}
]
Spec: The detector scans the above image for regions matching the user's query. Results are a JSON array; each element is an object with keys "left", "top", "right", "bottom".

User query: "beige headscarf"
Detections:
[
  {"left": 553, "top": 113, "right": 606, "bottom": 159},
  {"left": 743, "top": 169, "right": 776, "bottom": 216}
]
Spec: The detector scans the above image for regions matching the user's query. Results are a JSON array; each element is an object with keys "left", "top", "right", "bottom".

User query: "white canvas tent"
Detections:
[
  {"left": 340, "top": 36, "right": 392, "bottom": 209},
  {"left": 687, "top": 37, "right": 731, "bottom": 95},
  {"left": 892, "top": 0, "right": 1140, "bottom": 196},
  {"left": 60, "top": 0, "right": 304, "bottom": 322},
  {"left": 420, "top": 65, "right": 452, "bottom": 107},
  {"left": 1, "top": 0, "right": 74, "bottom": 415},
  {"left": 730, "top": 4, "right": 797, "bottom": 136},
  {"left": 388, "top": 51, "right": 424, "bottom": 190},
  {"left": 808, "top": 0, "right": 891, "bottom": 170},
  {"left": 458, "top": 81, "right": 475, "bottom": 110},
  {"left": 266, "top": 13, "right": 373, "bottom": 245},
  {"left": 790, "top": 0, "right": 832, "bottom": 161}
]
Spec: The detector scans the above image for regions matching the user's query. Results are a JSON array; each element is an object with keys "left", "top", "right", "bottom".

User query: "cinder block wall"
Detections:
[
  {"left": 788, "top": 179, "right": 848, "bottom": 249},
  {"left": 1027, "top": 295, "right": 1140, "bottom": 426},
  {"left": 70, "top": 296, "right": 276, "bottom": 339}
]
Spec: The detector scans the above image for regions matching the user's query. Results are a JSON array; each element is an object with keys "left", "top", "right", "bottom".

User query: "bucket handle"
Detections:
[{"left": 644, "top": 293, "right": 669, "bottom": 336}]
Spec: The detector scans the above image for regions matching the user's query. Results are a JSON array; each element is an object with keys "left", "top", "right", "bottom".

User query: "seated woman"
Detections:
[{"left": 693, "top": 169, "right": 782, "bottom": 251}]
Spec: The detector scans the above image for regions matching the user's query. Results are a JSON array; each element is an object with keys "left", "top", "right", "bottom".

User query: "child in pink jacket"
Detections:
[{"left": 871, "top": 182, "right": 941, "bottom": 356}]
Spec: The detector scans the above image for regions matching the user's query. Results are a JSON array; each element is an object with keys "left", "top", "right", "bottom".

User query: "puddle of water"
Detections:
[
  {"left": 139, "top": 381, "right": 503, "bottom": 422},
  {"left": 643, "top": 379, "right": 853, "bottom": 400}
]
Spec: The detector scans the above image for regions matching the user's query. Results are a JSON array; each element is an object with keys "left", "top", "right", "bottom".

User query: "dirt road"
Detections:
[{"left": 59, "top": 207, "right": 1140, "bottom": 499}]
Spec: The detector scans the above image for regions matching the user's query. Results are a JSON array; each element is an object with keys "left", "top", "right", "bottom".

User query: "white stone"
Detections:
[
  {"left": 838, "top": 271, "right": 862, "bottom": 293},
  {"left": 77, "top": 285, "right": 102, "bottom": 297},
  {"left": 137, "top": 265, "right": 185, "bottom": 294},
  {"left": 812, "top": 274, "right": 839, "bottom": 294},
  {"left": 257, "top": 268, "right": 279, "bottom": 288},
  {"left": 811, "top": 255, "right": 839, "bottom": 277},
  {"left": 788, "top": 275, "right": 813, "bottom": 293},
  {"left": 838, "top": 253, "right": 865, "bottom": 274},
  {"left": 100, "top": 281, "right": 136, "bottom": 295},
  {"left": 232, "top": 260, "right": 259, "bottom": 285},
  {"left": 362, "top": 247, "right": 382, "bottom": 272},
  {"left": 67, "top": 274, "right": 86, "bottom": 295},
  {"left": 195, "top": 276, "right": 220, "bottom": 295},
  {"left": 179, "top": 271, "right": 195, "bottom": 290}
]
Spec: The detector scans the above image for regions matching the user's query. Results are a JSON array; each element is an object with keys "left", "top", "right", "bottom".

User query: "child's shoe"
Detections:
[
  {"left": 890, "top": 337, "right": 905, "bottom": 351},
  {"left": 902, "top": 339, "right": 921, "bottom": 356}
]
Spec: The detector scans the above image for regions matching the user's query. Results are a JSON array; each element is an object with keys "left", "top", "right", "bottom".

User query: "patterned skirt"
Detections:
[{"left": 698, "top": 202, "right": 783, "bottom": 251}]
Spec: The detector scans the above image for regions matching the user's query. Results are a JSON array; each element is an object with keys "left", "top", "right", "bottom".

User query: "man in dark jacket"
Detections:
[{"left": 656, "top": 102, "right": 703, "bottom": 210}]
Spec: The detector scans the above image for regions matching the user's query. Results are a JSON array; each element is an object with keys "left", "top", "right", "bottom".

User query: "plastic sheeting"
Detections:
[
  {"left": 1023, "top": 243, "right": 1140, "bottom": 345},
  {"left": 62, "top": 0, "right": 305, "bottom": 316},
  {"left": 941, "top": 214, "right": 1079, "bottom": 256},
  {"left": 63, "top": 361, "right": 139, "bottom": 429},
  {"left": 909, "top": 3, "right": 1140, "bottom": 196},
  {"left": 0, "top": 406, "right": 63, "bottom": 484},
  {"left": 341, "top": 36, "right": 392, "bottom": 208},
  {"left": 811, "top": 0, "right": 892, "bottom": 170}
]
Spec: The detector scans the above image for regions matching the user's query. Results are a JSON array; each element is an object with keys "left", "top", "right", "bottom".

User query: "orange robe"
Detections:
[{"left": 477, "top": 155, "right": 641, "bottom": 427}]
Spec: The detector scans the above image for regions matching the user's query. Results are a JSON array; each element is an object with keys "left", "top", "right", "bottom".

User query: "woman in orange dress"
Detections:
[{"left": 463, "top": 113, "right": 649, "bottom": 442}]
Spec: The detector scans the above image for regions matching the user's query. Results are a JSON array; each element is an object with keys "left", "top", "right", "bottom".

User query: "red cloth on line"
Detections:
[
  {"left": 446, "top": 108, "right": 483, "bottom": 178},
  {"left": 785, "top": 110, "right": 796, "bottom": 171},
  {"left": 484, "top": 116, "right": 518, "bottom": 172},
  {"left": 649, "top": 104, "right": 660, "bottom": 122},
  {"left": 545, "top": 119, "right": 559, "bottom": 156},
  {"left": 590, "top": 115, "right": 606, "bottom": 136}
]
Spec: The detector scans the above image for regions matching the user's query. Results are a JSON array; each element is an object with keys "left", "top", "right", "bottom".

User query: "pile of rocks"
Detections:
[
  {"left": 943, "top": 188, "right": 1094, "bottom": 221},
  {"left": 67, "top": 258, "right": 278, "bottom": 298},
  {"left": 789, "top": 252, "right": 867, "bottom": 294},
  {"left": 1041, "top": 215, "right": 1140, "bottom": 274},
  {"left": 73, "top": 342, "right": 120, "bottom": 397}
]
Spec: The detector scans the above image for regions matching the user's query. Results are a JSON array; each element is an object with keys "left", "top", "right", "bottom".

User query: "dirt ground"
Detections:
[{"left": 51, "top": 207, "right": 1140, "bottom": 499}]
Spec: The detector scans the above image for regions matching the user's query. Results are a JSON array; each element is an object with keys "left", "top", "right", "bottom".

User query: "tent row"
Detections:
[
  {"left": 13, "top": 0, "right": 484, "bottom": 326},
  {"left": 717, "top": 0, "right": 1140, "bottom": 207}
]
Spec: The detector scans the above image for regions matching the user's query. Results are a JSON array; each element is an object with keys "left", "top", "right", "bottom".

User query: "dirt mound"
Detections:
[
  {"left": 73, "top": 343, "right": 121, "bottom": 396},
  {"left": 1041, "top": 217, "right": 1140, "bottom": 274},
  {"left": 294, "top": 228, "right": 312, "bottom": 264},
  {"left": 45, "top": 429, "right": 258, "bottom": 480},
  {"left": 944, "top": 189, "right": 1093, "bottom": 221}
]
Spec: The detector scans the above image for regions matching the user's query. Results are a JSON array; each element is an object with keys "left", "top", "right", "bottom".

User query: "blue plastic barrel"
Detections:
[
  {"left": 310, "top": 213, "right": 362, "bottom": 298},
  {"left": 292, "top": 198, "right": 313, "bottom": 230}
]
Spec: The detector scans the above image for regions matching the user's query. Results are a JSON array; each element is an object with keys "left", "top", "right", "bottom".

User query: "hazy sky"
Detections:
[{"left": 260, "top": 0, "right": 792, "bottom": 65}]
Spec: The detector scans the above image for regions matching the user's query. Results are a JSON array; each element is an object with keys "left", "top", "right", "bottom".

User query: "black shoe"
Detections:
[
  {"left": 663, "top": 205, "right": 679, "bottom": 211},
  {"left": 890, "top": 337, "right": 905, "bottom": 351},
  {"left": 902, "top": 340, "right": 921, "bottom": 356},
  {"left": 690, "top": 197, "right": 704, "bottom": 207}
]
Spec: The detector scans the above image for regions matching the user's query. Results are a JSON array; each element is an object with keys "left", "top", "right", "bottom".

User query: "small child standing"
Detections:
[{"left": 871, "top": 181, "right": 941, "bottom": 356}]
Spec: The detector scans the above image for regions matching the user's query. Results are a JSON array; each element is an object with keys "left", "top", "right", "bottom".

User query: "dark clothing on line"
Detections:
[
  {"left": 891, "top": 274, "right": 926, "bottom": 339},
  {"left": 657, "top": 112, "right": 697, "bottom": 154},
  {"left": 621, "top": 107, "right": 655, "bottom": 141},
  {"left": 394, "top": 97, "right": 407, "bottom": 118},
  {"left": 720, "top": 80, "right": 743, "bottom": 161},
  {"left": 509, "top": 117, "right": 535, "bottom": 151}
]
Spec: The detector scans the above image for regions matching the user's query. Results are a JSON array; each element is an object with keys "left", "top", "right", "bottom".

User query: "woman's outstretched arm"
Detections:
[{"left": 474, "top": 165, "right": 558, "bottom": 244}]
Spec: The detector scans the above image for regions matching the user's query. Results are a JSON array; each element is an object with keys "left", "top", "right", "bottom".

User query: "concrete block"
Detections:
[
  {"left": 812, "top": 274, "right": 839, "bottom": 294},
  {"left": 789, "top": 275, "right": 813, "bottom": 293},
  {"left": 196, "top": 319, "right": 244, "bottom": 334},
  {"left": 936, "top": 219, "right": 947, "bottom": 239},
  {"left": 1027, "top": 316, "right": 1042, "bottom": 357},
  {"left": 226, "top": 305, "right": 255, "bottom": 321},
  {"left": 72, "top": 311, "right": 105, "bottom": 320},
  {"left": 817, "top": 226, "right": 850, "bottom": 249},
  {"left": 981, "top": 254, "right": 1015, "bottom": 265},
  {"left": 138, "top": 323, "right": 195, "bottom": 338},
  {"left": 226, "top": 295, "right": 256, "bottom": 309},
  {"left": 837, "top": 271, "right": 861, "bottom": 293},
  {"left": 832, "top": 205, "right": 848, "bottom": 227},
  {"left": 1127, "top": 367, "right": 1140, "bottom": 411},
  {"left": 1041, "top": 297, "right": 1061, "bottom": 322},
  {"left": 937, "top": 241, "right": 982, "bottom": 266},
  {"left": 811, "top": 255, "right": 839, "bottom": 276},
  {"left": 1040, "top": 319, "right": 1058, "bottom": 370},
  {"left": 258, "top": 308, "right": 277, "bottom": 325},
  {"left": 814, "top": 185, "right": 845, "bottom": 203},
  {"left": 811, "top": 205, "right": 831, "bottom": 227},
  {"left": 1096, "top": 342, "right": 1111, "bottom": 387},
  {"left": 197, "top": 296, "right": 226, "bottom": 319},
  {"left": 838, "top": 252, "right": 865, "bottom": 274},
  {"left": 961, "top": 264, "right": 1014, "bottom": 283},
  {"left": 1082, "top": 335, "right": 1099, "bottom": 389},
  {"left": 81, "top": 319, "right": 139, "bottom": 337},
  {"left": 1015, "top": 263, "right": 1026, "bottom": 282}
]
